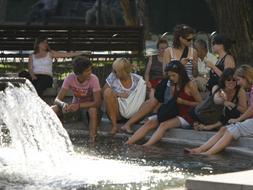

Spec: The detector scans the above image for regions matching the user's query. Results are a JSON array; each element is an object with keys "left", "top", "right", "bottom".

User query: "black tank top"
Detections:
[{"left": 207, "top": 54, "right": 227, "bottom": 91}]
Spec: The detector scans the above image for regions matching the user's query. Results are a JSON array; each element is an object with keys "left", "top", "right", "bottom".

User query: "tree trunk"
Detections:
[
  {"left": 0, "top": 0, "right": 7, "bottom": 23},
  {"left": 120, "top": 0, "right": 138, "bottom": 26},
  {"left": 207, "top": 0, "right": 253, "bottom": 66}
]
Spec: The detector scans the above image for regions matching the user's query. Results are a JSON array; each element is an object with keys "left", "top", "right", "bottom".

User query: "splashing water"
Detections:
[{"left": 0, "top": 78, "right": 187, "bottom": 189}]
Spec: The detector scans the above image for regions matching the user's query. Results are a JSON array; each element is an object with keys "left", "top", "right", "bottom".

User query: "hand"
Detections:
[
  {"left": 228, "top": 118, "right": 240, "bottom": 124},
  {"left": 31, "top": 74, "right": 37, "bottom": 80},
  {"left": 224, "top": 101, "right": 235, "bottom": 110},
  {"left": 181, "top": 58, "right": 189, "bottom": 65},
  {"left": 204, "top": 57, "right": 215, "bottom": 69},
  {"left": 62, "top": 103, "right": 70, "bottom": 113},
  {"left": 68, "top": 103, "right": 80, "bottom": 112},
  {"left": 176, "top": 97, "right": 184, "bottom": 104},
  {"left": 147, "top": 81, "right": 152, "bottom": 89},
  {"left": 117, "top": 92, "right": 130, "bottom": 98},
  {"left": 219, "top": 90, "right": 227, "bottom": 101}
]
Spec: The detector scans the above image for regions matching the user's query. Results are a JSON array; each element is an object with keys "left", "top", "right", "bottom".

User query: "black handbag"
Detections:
[{"left": 157, "top": 96, "right": 179, "bottom": 122}]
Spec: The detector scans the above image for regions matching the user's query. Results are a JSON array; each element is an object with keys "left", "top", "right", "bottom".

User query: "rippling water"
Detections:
[{"left": 0, "top": 78, "right": 252, "bottom": 190}]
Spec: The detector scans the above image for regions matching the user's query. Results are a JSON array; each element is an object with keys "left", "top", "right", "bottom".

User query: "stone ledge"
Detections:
[
  {"left": 63, "top": 120, "right": 253, "bottom": 155},
  {"left": 186, "top": 170, "right": 253, "bottom": 190}
]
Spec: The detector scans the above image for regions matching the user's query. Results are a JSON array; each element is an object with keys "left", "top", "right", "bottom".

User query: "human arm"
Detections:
[
  {"left": 144, "top": 56, "right": 152, "bottom": 89},
  {"left": 103, "top": 82, "right": 129, "bottom": 98},
  {"left": 28, "top": 55, "right": 37, "bottom": 80},
  {"left": 224, "top": 88, "right": 247, "bottom": 113},
  {"left": 192, "top": 48, "right": 198, "bottom": 77},
  {"left": 232, "top": 86, "right": 253, "bottom": 122},
  {"left": 229, "top": 105, "right": 253, "bottom": 123},
  {"left": 196, "top": 122, "right": 223, "bottom": 131},
  {"left": 176, "top": 81, "right": 202, "bottom": 106},
  {"left": 54, "top": 88, "right": 71, "bottom": 112},
  {"left": 206, "top": 55, "right": 235, "bottom": 77},
  {"left": 50, "top": 50, "right": 90, "bottom": 58},
  {"left": 162, "top": 47, "right": 171, "bottom": 76}
]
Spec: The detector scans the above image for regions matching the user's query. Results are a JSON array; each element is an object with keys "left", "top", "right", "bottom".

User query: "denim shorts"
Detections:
[{"left": 226, "top": 118, "right": 253, "bottom": 140}]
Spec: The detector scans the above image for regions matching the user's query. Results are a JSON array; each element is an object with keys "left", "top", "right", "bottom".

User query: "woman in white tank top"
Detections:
[
  {"left": 27, "top": 36, "right": 85, "bottom": 97},
  {"left": 163, "top": 24, "right": 198, "bottom": 80}
]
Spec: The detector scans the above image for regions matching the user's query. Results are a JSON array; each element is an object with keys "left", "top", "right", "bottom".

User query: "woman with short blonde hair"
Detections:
[{"left": 103, "top": 58, "right": 146, "bottom": 134}]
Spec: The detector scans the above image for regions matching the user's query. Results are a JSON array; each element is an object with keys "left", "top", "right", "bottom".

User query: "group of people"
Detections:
[{"left": 23, "top": 24, "right": 253, "bottom": 154}]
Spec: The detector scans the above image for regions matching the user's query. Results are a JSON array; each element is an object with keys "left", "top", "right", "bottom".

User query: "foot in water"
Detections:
[
  {"left": 120, "top": 125, "right": 134, "bottom": 134},
  {"left": 109, "top": 127, "right": 118, "bottom": 135},
  {"left": 184, "top": 147, "right": 203, "bottom": 154}
]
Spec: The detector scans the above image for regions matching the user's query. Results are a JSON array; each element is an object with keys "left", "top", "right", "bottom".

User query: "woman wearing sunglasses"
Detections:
[
  {"left": 206, "top": 34, "right": 236, "bottom": 91},
  {"left": 186, "top": 65, "right": 253, "bottom": 155},
  {"left": 163, "top": 24, "right": 198, "bottom": 80},
  {"left": 192, "top": 68, "right": 247, "bottom": 131}
]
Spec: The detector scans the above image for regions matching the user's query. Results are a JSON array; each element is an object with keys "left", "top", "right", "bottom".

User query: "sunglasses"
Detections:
[
  {"left": 183, "top": 37, "right": 193, "bottom": 42},
  {"left": 226, "top": 78, "right": 236, "bottom": 82}
]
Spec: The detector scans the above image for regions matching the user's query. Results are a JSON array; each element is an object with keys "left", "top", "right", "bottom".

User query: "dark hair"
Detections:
[
  {"left": 194, "top": 39, "right": 207, "bottom": 50},
  {"left": 219, "top": 68, "right": 236, "bottom": 89},
  {"left": 73, "top": 56, "right": 92, "bottom": 75},
  {"left": 173, "top": 24, "right": 195, "bottom": 48},
  {"left": 212, "top": 34, "right": 235, "bottom": 53},
  {"left": 34, "top": 36, "right": 50, "bottom": 53},
  {"left": 156, "top": 38, "right": 168, "bottom": 49},
  {"left": 165, "top": 60, "right": 190, "bottom": 89}
]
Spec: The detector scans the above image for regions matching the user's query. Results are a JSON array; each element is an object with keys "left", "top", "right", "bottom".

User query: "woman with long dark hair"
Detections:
[
  {"left": 126, "top": 60, "right": 202, "bottom": 145},
  {"left": 163, "top": 24, "right": 198, "bottom": 80}
]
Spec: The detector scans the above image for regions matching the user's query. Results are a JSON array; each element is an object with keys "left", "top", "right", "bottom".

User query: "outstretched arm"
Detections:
[{"left": 50, "top": 50, "right": 90, "bottom": 58}]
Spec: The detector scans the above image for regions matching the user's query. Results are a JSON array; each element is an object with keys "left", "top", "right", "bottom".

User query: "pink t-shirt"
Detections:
[{"left": 62, "top": 73, "right": 101, "bottom": 103}]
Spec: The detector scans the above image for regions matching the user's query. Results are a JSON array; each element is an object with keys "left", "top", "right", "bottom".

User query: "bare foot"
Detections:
[
  {"left": 109, "top": 127, "right": 118, "bottom": 135},
  {"left": 184, "top": 147, "right": 203, "bottom": 154},
  {"left": 121, "top": 124, "right": 134, "bottom": 134},
  {"left": 89, "top": 135, "right": 96, "bottom": 143}
]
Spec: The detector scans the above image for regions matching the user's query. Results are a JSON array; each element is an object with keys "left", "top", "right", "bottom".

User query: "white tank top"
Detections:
[{"left": 32, "top": 52, "right": 53, "bottom": 76}]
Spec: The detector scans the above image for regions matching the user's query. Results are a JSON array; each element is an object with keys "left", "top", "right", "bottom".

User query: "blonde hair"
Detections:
[
  {"left": 113, "top": 58, "right": 132, "bottom": 74},
  {"left": 235, "top": 64, "right": 253, "bottom": 86}
]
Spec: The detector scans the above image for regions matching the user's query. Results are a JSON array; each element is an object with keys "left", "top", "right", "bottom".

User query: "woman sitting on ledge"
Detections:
[
  {"left": 103, "top": 58, "right": 146, "bottom": 135},
  {"left": 192, "top": 68, "right": 247, "bottom": 131},
  {"left": 185, "top": 65, "right": 253, "bottom": 155},
  {"left": 126, "top": 60, "right": 202, "bottom": 145}
]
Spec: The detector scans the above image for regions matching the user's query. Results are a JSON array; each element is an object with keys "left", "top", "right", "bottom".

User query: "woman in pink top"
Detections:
[
  {"left": 185, "top": 64, "right": 253, "bottom": 155},
  {"left": 27, "top": 36, "right": 84, "bottom": 97}
]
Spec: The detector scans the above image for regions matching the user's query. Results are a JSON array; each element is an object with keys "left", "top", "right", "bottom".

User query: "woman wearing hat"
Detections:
[{"left": 206, "top": 34, "right": 236, "bottom": 91}]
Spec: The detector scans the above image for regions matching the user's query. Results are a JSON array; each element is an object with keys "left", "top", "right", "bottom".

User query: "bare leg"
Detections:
[
  {"left": 126, "top": 119, "right": 159, "bottom": 144},
  {"left": 148, "top": 88, "right": 155, "bottom": 99},
  {"left": 121, "top": 98, "right": 159, "bottom": 132},
  {"left": 203, "top": 130, "right": 234, "bottom": 155},
  {"left": 144, "top": 117, "right": 181, "bottom": 146},
  {"left": 88, "top": 107, "right": 98, "bottom": 142},
  {"left": 103, "top": 88, "right": 120, "bottom": 134},
  {"left": 186, "top": 127, "right": 227, "bottom": 154}
]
